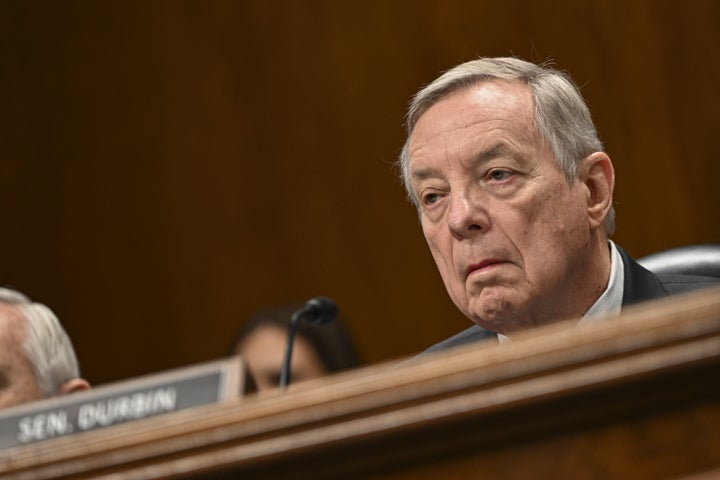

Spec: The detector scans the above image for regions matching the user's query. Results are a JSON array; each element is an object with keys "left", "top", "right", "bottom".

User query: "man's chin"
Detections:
[{"left": 465, "top": 292, "right": 525, "bottom": 334}]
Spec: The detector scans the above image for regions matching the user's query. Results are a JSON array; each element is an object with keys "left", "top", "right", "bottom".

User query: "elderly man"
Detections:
[
  {"left": 399, "top": 57, "right": 718, "bottom": 352},
  {"left": 0, "top": 287, "right": 89, "bottom": 408}
]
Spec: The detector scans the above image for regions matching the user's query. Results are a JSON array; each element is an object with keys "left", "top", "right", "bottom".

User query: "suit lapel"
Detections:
[{"left": 617, "top": 245, "right": 669, "bottom": 306}]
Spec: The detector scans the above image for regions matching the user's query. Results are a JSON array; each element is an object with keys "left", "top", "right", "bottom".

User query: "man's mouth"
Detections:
[{"left": 466, "top": 259, "right": 505, "bottom": 278}]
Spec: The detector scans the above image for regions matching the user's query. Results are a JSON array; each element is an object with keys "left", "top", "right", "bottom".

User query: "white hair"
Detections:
[
  {"left": 399, "top": 56, "right": 615, "bottom": 234},
  {"left": 0, "top": 287, "right": 81, "bottom": 397}
]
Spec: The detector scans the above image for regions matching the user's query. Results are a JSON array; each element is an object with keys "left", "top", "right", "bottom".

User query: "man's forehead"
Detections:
[
  {"left": 415, "top": 79, "right": 532, "bottom": 130},
  {"left": 0, "top": 303, "right": 32, "bottom": 379},
  {"left": 0, "top": 303, "right": 25, "bottom": 340},
  {"left": 408, "top": 80, "right": 535, "bottom": 166}
]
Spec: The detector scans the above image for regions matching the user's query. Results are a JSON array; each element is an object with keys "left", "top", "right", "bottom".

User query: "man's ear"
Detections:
[
  {"left": 57, "top": 378, "right": 91, "bottom": 396},
  {"left": 580, "top": 152, "right": 615, "bottom": 230}
]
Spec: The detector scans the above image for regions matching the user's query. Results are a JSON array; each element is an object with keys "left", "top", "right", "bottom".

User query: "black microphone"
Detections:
[{"left": 279, "top": 296, "right": 338, "bottom": 389}]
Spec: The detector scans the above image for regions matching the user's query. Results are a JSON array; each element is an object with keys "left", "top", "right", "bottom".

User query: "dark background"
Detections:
[{"left": 1, "top": 0, "right": 718, "bottom": 386}]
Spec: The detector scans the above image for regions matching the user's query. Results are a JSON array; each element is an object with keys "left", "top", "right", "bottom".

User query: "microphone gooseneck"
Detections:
[{"left": 279, "top": 296, "right": 338, "bottom": 389}]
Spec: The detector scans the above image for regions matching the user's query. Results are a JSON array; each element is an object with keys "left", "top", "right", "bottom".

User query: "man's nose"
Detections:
[{"left": 446, "top": 192, "right": 487, "bottom": 238}]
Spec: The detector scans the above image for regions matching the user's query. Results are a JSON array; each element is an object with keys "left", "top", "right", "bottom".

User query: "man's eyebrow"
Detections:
[
  {"left": 477, "top": 142, "right": 510, "bottom": 162},
  {"left": 410, "top": 168, "right": 440, "bottom": 182},
  {"left": 411, "top": 142, "right": 519, "bottom": 182}
]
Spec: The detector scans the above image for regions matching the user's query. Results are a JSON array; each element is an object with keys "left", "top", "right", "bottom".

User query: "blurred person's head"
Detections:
[
  {"left": 232, "top": 304, "right": 360, "bottom": 391},
  {"left": 0, "top": 287, "right": 90, "bottom": 409}
]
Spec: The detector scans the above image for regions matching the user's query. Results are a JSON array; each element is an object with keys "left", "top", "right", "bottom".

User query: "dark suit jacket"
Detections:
[{"left": 421, "top": 246, "right": 719, "bottom": 355}]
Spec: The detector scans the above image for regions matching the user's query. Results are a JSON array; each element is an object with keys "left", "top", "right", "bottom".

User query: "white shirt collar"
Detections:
[{"left": 579, "top": 240, "right": 624, "bottom": 324}]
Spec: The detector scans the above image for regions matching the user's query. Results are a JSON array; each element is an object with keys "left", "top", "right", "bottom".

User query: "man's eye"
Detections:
[
  {"left": 488, "top": 169, "right": 512, "bottom": 181},
  {"left": 422, "top": 192, "right": 441, "bottom": 205}
]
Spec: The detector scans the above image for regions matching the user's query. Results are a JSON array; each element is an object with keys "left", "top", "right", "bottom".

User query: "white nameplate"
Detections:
[{"left": 0, "top": 356, "right": 244, "bottom": 450}]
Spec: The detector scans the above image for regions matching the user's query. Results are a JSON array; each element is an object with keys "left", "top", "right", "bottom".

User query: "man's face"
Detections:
[
  {"left": 0, "top": 304, "right": 45, "bottom": 408},
  {"left": 407, "top": 80, "right": 598, "bottom": 334}
]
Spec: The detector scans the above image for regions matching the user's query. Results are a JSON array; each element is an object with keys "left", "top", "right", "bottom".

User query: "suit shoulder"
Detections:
[
  {"left": 419, "top": 325, "right": 496, "bottom": 356},
  {"left": 657, "top": 273, "right": 720, "bottom": 295}
]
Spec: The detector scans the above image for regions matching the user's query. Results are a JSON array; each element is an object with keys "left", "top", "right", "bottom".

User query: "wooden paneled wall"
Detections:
[{"left": 1, "top": 0, "right": 718, "bottom": 385}]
